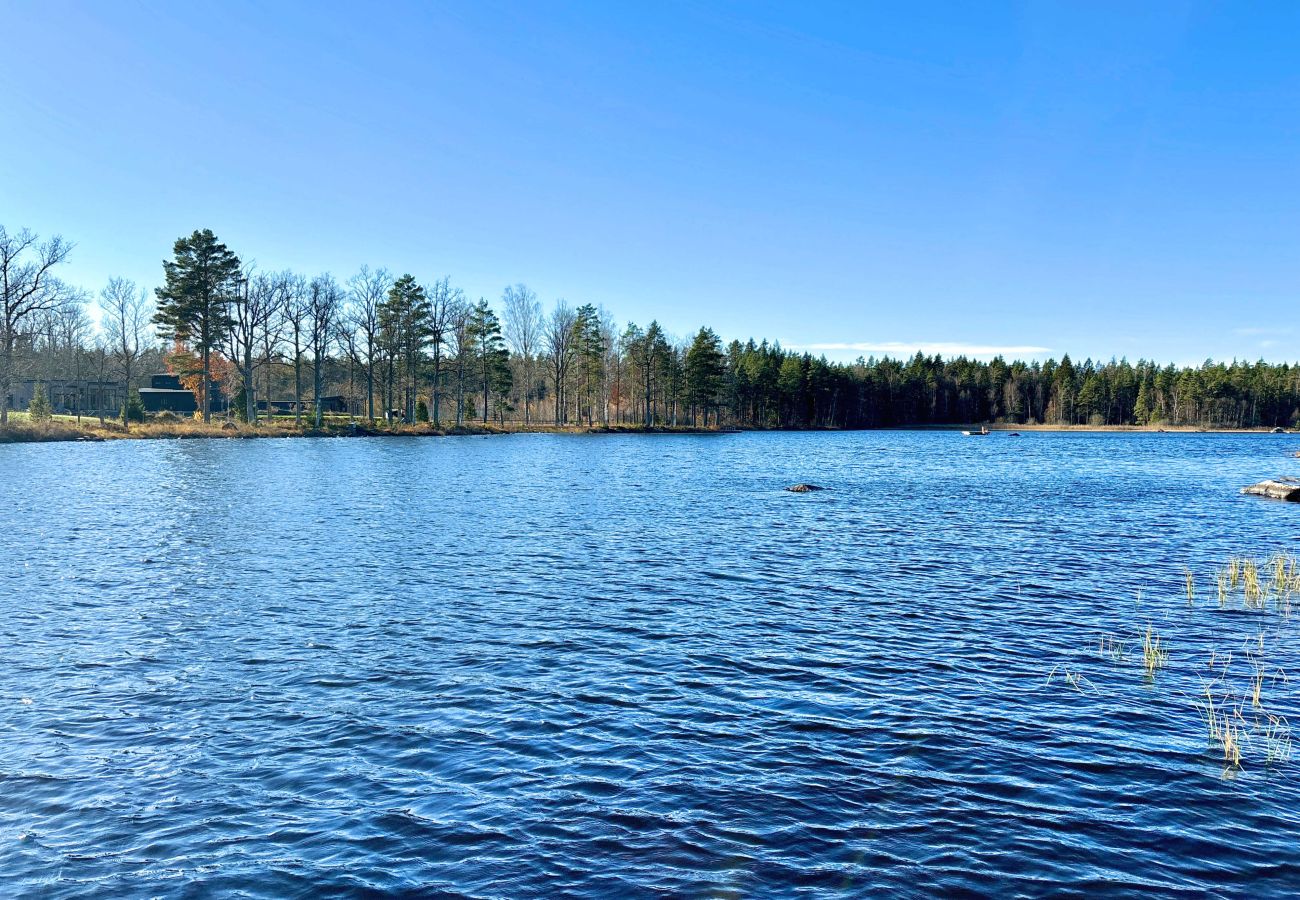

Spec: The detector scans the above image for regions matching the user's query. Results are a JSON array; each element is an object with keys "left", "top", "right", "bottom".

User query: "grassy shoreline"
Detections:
[
  {"left": 0, "top": 415, "right": 1292, "bottom": 444},
  {"left": 0, "top": 416, "right": 733, "bottom": 443}
]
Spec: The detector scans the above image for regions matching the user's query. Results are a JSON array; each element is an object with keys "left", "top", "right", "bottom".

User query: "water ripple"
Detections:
[{"left": 3, "top": 432, "right": 1300, "bottom": 895}]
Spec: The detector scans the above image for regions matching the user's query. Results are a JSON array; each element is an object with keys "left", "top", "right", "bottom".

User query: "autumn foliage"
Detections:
[{"left": 165, "top": 340, "right": 233, "bottom": 411}]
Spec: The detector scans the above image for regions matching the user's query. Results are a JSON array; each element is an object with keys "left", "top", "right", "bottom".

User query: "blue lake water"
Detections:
[{"left": 4, "top": 431, "right": 1300, "bottom": 896}]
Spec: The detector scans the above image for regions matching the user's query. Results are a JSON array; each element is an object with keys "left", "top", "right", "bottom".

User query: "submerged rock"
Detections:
[
  {"left": 786, "top": 483, "right": 824, "bottom": 493},
  {"left": 1242, "top": 479, "right": 1300, "bottom": 501}
]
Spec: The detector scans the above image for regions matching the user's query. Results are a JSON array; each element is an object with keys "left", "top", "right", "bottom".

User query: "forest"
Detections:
[{"left": 3, "top": 224, "right": 1299, "bottom": 432}]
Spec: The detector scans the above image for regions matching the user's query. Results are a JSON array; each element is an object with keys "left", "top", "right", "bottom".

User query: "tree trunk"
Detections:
[
  {"left": 293, "top": 342, "right": 303, "bottom": 426},
  {"left": 314, "top": 358, "right": 323, "bottom": 429},
  {"left": 201, "top": 343, "right": 211, "bottom": 423},
  {"left": 366, "top": 343, "right": 375, "bottom": 421},
  {"left": 0, "top": 333, "right": 13, "bottom": 426},
  {"left": 523, "top": 358, "right": 531, "bottom": 425},
  {"left": 431, "top": 351, "right": 442, "bottom": 426},
  {"left": 244, "top": 346, "right": 256, "bottom": 424},
  {"left": 121, "top": 359, "right": 131, "bottom": 428}
]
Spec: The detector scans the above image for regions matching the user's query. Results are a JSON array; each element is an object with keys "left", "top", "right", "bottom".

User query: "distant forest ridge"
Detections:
[{"left": 1, "top": 224, "right": 1297, "bottom": 430}]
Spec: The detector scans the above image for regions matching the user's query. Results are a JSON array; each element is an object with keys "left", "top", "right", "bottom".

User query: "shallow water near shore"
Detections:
[{"left": 4, "top": 431, "right": 1300, "bottom": 896}]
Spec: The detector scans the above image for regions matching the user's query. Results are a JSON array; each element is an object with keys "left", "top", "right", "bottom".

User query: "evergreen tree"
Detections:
[
  {"left": 684, "top": 326, "right": 725, "bottom": 425},
  {"left": 571, "top": 304, "right": 606, "bottom": 425},
  {"left": 467, "top": 299, "right": 510, "bottom": 421},
  {"left": 153, "top": 229, "right": 241, "bottom": 422},
  {"left": 27, "top": 382, "right": 51, "bottom": 422},
  {"left": 123, "top": 391, "right": 146, "bottom": 423},
  {"left": 379, "top": 274, "right": 432, "bottom": 421}
]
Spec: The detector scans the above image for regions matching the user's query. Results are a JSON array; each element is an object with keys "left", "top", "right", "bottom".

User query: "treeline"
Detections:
[
  {"left": 735, "top": 350, "right": 1300, "bottom": 429},
  {"left": 3, "top": 223, "right": 1300, "bottom": 430}
]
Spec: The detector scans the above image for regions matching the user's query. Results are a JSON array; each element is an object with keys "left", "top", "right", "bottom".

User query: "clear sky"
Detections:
[{"left": 2, "top": 1, "right": 1296, "bottom": 363}]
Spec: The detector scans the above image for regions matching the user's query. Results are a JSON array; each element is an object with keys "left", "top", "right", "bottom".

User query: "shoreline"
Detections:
[
  {"left": 894, "top": 423, "right": 1295, "bottom": 434},
  {"left": 0, "top": 419, "right": 737, "bottom": 444},
  {"left": 0, "top": 418, "right": 1293, "bottom": 444}
]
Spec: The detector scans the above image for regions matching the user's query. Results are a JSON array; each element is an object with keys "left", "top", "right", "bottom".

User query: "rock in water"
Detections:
[
  {"left": 786, "top": 483, "right": 824, "bottom": 493},
  {"left": 1242, "top": 479, "right": 1300, "bottom": 501}
]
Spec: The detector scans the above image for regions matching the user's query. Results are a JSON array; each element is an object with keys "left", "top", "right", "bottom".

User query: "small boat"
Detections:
[{"left": 961, "top": 427, "right": 991, "bottom": 436}]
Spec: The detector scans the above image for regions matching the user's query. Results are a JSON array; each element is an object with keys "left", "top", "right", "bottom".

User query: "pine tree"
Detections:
[
  {"left": 570, "top": 304, "right": 606, "bottom": 425},
  {"left": 153, "top": 229, "right": 241, "bottom": 422},
  {"left": 27, "top": 383, "right": 51, "bottom": 422},
  {"left": 378, "top": 274, "right": 432, "bottom": 422},
  {"left": 685, "top": 327, "right": 725, "bottom": 426},
  {"left": 467, "top": 299, "right": 510, "bottom": 422}
]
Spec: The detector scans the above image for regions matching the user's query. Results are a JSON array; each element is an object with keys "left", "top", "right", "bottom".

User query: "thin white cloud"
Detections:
[
  {"left": 1234, "top": 327, "right": 1292, "bottom": 337},
  {"left": 792, "top": 341, "right": 1052, "bottom": 359}
]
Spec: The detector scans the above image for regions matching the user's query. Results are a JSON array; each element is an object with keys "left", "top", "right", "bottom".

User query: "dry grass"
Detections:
[
  {"left": 1141, "top": 625, "right": 1169, "bottom": 676},
  {"left": 1196, "top": 686, "right": 1247, "bottom": 770},
  {"left": 1210, "top": 553, "right": 1300, "bottom": 616},
  {"left": 0, "top": 415, "right": 509, "bottom": 443},
  {"left": 1046, "top": 665, "right": 1098, "bottom": 694},
  {"left": 1098, "top": 634, "right": 1130, "bottom": 662},
  {"left": 1263, "top": 714, "right": 1294, "bottom": 763},
  {"left": 1078, "top": 552, "right": 1300, "bottom": 774},
  {"left": 0, "top": 420, "right": 90, "bottom": 443}
]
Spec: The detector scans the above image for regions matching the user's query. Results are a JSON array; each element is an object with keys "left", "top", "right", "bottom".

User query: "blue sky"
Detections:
[{"left": 1, "top": 1, "right": 1297, "bottom": 363}]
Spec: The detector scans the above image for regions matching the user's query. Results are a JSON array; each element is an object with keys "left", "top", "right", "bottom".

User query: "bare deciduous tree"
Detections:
[
  {"left": 448, "top": 300, "right": 473, "bottom": 426},
  {"left": 502, "top": 283, "right": 541, "bottom": 425},
  {"left": 281, "top": 273, "right": 310, "bottom": 425},
  {"left": 346, "top": 266, "right": 390, "bottom": 421},
  {"left": 545, "top": 300, "right": 576, "bottom": 425},
  {"left": 258, "top": 273, "right": 289, "bottom": 423},
  {"left": 308, "top": 273, "right": 342, "bottom": 428},
  {"left": 100, "top": 276, "right": 154, "bottom": 426},
  {"left": 90, "top": 336, "right": 112, "bottom": 426},
  {"left": 0, "top": 226, "right": 75, "bottom": 424},
  {"left": 427, "top": 276, "right": 461, "bottom": 426},
  {"left": 225, "top": 269, "right": 282, "bottom": 424}
]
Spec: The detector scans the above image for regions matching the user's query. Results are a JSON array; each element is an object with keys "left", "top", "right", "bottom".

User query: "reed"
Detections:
[
  {"left": 1195, "top": 687, "right": 1245, "bottom": 769},
  {"left": 1263, "top": 714, "right": 1294, "bottom": 764},
  {"left": 1046, "top": 665, "right": 1096, "bottom": 694},
  {"left": 1222, "top": 716, "right": 1244, "bottom": 769},
  {"left": 1242, "top": 559, "right": 1264, "bottom": 608},
  {"left": 1098, "top": 634, "right": 1129, "bottom": 662},
  {"left": 1141, "top": 625, "right": 1169, "bottom": 675},
  {"left": 1207, "top": 649, "right": 1233, "bottom": 679},
  {"left": 1184, "top": 568, "right": 1195, "bottom": 603}
]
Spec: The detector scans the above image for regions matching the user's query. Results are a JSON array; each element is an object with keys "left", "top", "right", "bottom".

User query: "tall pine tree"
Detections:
[
  {"left": 685, "top": 326, "right": 725, "bottom": 426},
  {"left": 153, "top": 229, "right": 241, "bottom": 422}
]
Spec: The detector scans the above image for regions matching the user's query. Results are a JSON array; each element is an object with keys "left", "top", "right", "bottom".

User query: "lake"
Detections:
[{"left": 3, "top": 431, "right": 1300, "bottom": 896}]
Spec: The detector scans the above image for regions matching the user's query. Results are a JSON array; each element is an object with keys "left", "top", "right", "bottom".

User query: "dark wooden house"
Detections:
[{"left": 138, "top": 374, "right": 228, "bottom": 414}]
